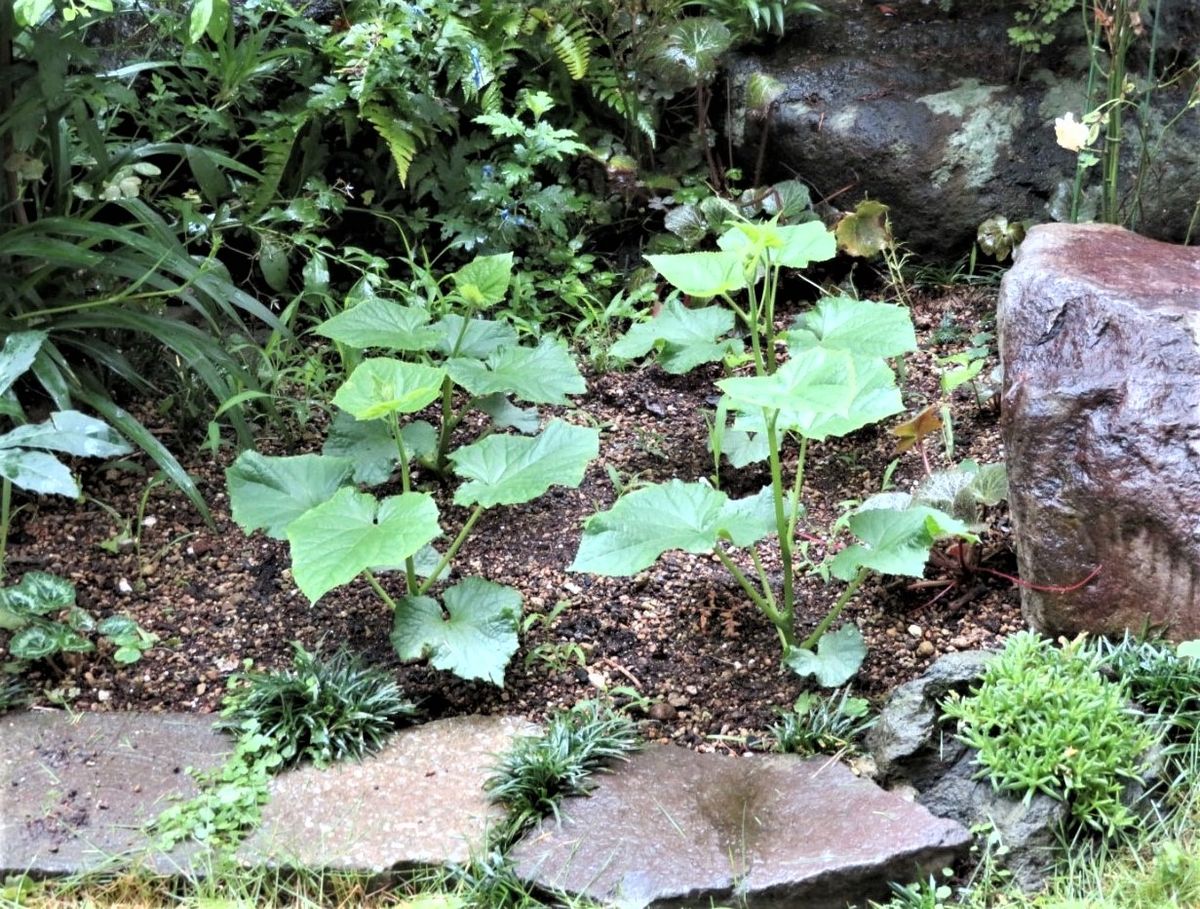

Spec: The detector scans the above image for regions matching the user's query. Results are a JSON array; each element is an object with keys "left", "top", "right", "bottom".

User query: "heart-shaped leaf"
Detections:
[
  {"left": 784, "top": 624, "right": 867, "bottom": 686},
  {"left": 645, "top": 251, "right": 747, "bottom": 297},
  {"left": 450, "top": 420, "right": 599, "bottom": 508},
  {"left": 332, "top": 359, "right": 446, "bottom": 420},
  {"left": 609, "top": 299, "right": 741, "bottom": 374},
  {"left": 571, "top": 480, "right": 780, "bottom": 576},
  {"left": 450, "top": 253, "right": 513, "bottom": 308},
  {"left": 788, "top": 297, "right": 917, "bottom": 359},
  {"left": 315, "top": 298, "right": 441, "bottom": 352},
  {"left": 718, "top": 348, "right": 857, "bottom": 417},
  {"left": 432, "top": 315, "right": 518, "bottom": 358},
  {"left": 835, "top": 200, "right": 892, "bottom": 258},
  {"left": 226, "top": 452, "right": 354, "bottom": 539},
  {"left": 0, "top": 572, "right": 75, "bottom": 629},
  {"left": 322, "top": 414, "right": 437, "bottom": 486},
  {"left": 829, "top": 505, "right": 973, "bottom": 581},
  {"left": 477, "top": 394, "right": 539, "bottom": 434},
  {"left": 287, "top": 488, "right": 441, "bottom": 602},
  {"left": 445, "top": 339, "right": 584, "bottom": 405},
  {"left": 391, "top": 578, "right": 521, "bottom": 685}
]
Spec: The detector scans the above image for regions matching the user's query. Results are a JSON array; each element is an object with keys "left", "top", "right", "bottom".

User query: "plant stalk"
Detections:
[
  {"left": 0, "top": 477, "right": 10, "bottom": 582},
  {"left": 764, "top": 411, "right": 794, "bottom": 628},
  {"left": 800, "top": 566, "right": 869, "bottom": 650},
  {"left": 418, "top": 505, "right": 485, "bottom": 595}
]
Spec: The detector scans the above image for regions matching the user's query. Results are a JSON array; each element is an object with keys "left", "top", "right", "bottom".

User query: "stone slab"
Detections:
[
  {"left": 510, "top": 745, "right": 970, "bottom": 909},
  {"left": 0, "top": 709, "right": 232, "bottom": 876},
  {"left": 240, "top": 715, "right": 537, "bottom": 871}
]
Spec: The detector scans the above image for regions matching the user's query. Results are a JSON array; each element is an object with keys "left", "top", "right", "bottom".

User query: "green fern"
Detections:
[
  {"left": 362, "top": 104, "right": 420, "bottom": 186},
  {"left": 589, "top": 60, "right": 656, "bottom": 147},
  {"left": 526, "top": 7, "right": 591, "bottom": 80},
  {"left": 248, "top": 112, "right": 312, "bottom": 216}
]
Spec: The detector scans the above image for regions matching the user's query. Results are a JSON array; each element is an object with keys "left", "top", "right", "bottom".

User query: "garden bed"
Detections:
[{"left": 3, "top": 285, "right": 1022, "bottom": 746}]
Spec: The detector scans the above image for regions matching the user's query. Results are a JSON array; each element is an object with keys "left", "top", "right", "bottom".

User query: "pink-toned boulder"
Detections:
[{"left": 999, "top": 223, "right": 1200, "bottom": 638}]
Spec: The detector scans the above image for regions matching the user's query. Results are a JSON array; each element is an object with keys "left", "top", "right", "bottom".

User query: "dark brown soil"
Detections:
[{"left": 3, "top": 285, "right": 1023, "bottom": 751}]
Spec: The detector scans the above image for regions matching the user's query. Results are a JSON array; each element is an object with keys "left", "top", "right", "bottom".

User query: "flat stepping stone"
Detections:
[
  {"left": 1, "top": 710, "right": 231, "bottom": 876},
  {"left": 510, "top": 745, "right": 970, "bottom": 908},
  {"left": 240, "top": 715, "right": 536, "bottom": 871}
]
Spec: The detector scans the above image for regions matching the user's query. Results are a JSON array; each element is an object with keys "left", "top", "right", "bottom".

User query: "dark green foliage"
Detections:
[
  {"left": 1091, "top": 634, "right": 1200, "bottom": 735},
  {"left": 0, "top": 673, "right": 28, "bottom": 714},
  {"left": 942, "top": 632, "right": 1158, "bottom": 836},
  {"left": 769, "top": 688, "right": 875, "bottom": 756},
  {"left": 485, "top": 700, "right": 641, "bottom": 834},
  {"left": 219, "top": 643, "right": 416, "bottom": 769}
]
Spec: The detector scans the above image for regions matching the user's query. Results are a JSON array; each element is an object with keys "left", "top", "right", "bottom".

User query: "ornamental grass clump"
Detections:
[
  {"left": 485, "top": 700, "right": 641, "bottom": 836},
  {"left": 219, "top": 643, "right": 416, "bottom": 769},
  {"left": 942, "top": 631, "right": 1158, "bottom": 836}
]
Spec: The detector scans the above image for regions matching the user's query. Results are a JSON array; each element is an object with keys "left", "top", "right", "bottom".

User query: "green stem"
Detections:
[
  {"left": 418, "top": 505, "right": 485, "bottom": 595},
  {"left": 714, "top": 548, "right": 787, "bottom": 643},
  {"left": 764, "top": 411, "right": 794, "bottom": 627},
  {"left": 800, "top": 566, "right": 869, "bottom": 650},
  {"left": 1, "top": 477, "right": 10, "bottom": 582},
  {"left": 434, "top": 376, "right": 457, "bottom": 472},
  {"left": 362, "top": 569, "right": 399, "bottom": 610},
  {"left": 763, "top": 263, "right": 780, "bottom": 374},
  {"left": 749, "top": 548, "right": 778, "bottom": 613},
  {"left": 387, "top": 414, "right": 418, "bottom": 593},
  {"left": 785, "top": 436, "right": 808, "bottom": 546}
]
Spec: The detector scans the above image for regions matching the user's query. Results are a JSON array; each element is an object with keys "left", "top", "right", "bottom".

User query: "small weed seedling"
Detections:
[
  {"left": 227, "top": 253, "right": 599, "bottom": 686},
  {"left": 573, "top": 219, "right": 974, "bottom": 686}
]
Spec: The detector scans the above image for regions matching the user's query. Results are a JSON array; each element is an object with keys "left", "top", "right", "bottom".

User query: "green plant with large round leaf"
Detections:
[
  {"left": 227, "top": 253, "right": 598, "bottom": 685},
  {"left": 578, "top": 219, "right": 970, "bottom": 686}
]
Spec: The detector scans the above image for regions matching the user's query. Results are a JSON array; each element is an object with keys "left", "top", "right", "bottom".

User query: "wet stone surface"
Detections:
[
  {"left": 999, "top": 223, "right": 1200, "bottom": 639},
  {"left": 0, "top": 710, "right": 230, "bottom": 875},
  {"left": 509, "top": 745, "right": 970, "bottom": 909},
  {"left": 240, "top": 715, "right": 537, "bottom": 871}
]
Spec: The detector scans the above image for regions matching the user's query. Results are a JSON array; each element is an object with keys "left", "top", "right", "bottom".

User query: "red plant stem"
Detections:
[{"left": 979, "top": 563, "right": 1103, "bottom": 593}]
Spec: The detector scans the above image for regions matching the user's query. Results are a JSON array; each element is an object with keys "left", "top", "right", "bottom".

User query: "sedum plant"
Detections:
[
  {"left": 226, "top": 253, "right": 599, "bottom": 686},
  {"left": 572, "top": 219, "right": 972, "bottom": 685},
  {"left": 942, "top": 631, "right": 1158, "bottom": 836}
]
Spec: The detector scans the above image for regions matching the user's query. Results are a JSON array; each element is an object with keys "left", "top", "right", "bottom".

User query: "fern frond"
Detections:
[
  {"left": 526, "top": 7, "right": 591, "bottom": 80},
  {"left": 248, "top": 111, "right": 313, "bottom": 216},
  {"left": 362, "top": 104, "right": 420, "bottom": 186}
]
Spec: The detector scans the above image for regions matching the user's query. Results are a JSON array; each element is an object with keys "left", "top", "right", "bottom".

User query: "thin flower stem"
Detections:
[{"left": 749, "top": 548, "right": 778, "bottom": 613}]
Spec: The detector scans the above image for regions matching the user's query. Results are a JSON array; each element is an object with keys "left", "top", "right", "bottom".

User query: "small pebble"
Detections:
[
  {"left": 116, "top": 578, "right": 133, "bottom": 595},
  {"left": 917, "top": 640, "right": 936, "bottom": 657},
  {"left": 649, "top": 702, "right": 678, "bottom": 722},
  {"left": 907, "top": 624, "right": 923, "bottom": 639}
]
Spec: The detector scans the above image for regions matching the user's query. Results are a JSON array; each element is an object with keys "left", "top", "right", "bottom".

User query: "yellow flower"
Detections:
[{"left": 1055, "top": 112, "right": 1091, "bottom": 152}]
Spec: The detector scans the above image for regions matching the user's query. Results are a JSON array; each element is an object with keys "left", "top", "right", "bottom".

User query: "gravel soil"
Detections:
[{"left": 3, "top": 285, "right": 1024, "bottom": 750}]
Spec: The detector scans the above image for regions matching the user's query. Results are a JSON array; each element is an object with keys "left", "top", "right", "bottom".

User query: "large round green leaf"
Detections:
[
  {"left": 450, "top": 420, "right": 599, "bottom": 508},
  {"left": 287, "top": 488, "right": 441, "bottom": 603},
  {"left": 332, "top": 359, "right": 446, "bottom": 420},
  {"left": 315, "top": 298, "right": 441, "bottom": 352},
  {"left": 226, "top": 452, "right": 354, "bottom": 539},
  {"left": 445, "top": 339, "right": 584, "bottom": 406},
  {"left": 570, "top": 480, "right": 779, "bottom": 576},
  {"left": 391, "top": 578, "right": 521, "bottom": 685}
]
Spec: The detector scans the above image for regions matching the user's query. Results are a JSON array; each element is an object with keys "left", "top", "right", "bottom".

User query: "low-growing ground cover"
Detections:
[{"left": 1, "top": 282, "right": 1020, "bottom": 744}]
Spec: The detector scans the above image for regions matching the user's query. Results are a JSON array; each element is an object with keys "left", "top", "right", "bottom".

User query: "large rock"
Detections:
[
  {"left": 241, "top": 715, "right": 536, "bottom": 871},
  {"left": 998, "top": 223, "right": 1200, "bottom": 639},
  {"left": 725, "top": 1, "right": 1200, "bottom": 253},
  {"left": 509, "top": 745, "right": 969, "bottom": 908},
  {"left": 0, "top": 710, "right": 231, "bottom": 876}
]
